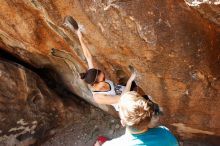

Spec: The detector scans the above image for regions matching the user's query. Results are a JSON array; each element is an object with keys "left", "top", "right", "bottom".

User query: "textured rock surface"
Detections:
[
  {"left": 0, "top": 0, "right": 116, "bottom": 114},
  {"left": 0, "top": 0, "right": 219, "bottom": 144},
  {"left": 185, "top": 0, "right": 220, "bottom": 25},
  {"left": 0, "top": 59, "right": 73, "bottom": 145},
  {"left": 0, "top": 58, "right": 120, "bottom": 146}
]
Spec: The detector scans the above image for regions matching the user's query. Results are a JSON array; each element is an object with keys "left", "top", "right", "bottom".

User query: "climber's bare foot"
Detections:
[
  {"left": 50, "top": 48, "right": 71, "bottom": 59},
  {"left": 63, "top": 16, "right": 79, "bottom": 31}
]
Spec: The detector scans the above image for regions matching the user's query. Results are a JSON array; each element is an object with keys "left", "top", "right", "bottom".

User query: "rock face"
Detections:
[
  {"left": 0, "top": 59, "right": 69, "bottom": 145},
  {"left": 0, "top": 58, "right": 116, "bottom": 146},
  {"left": 0, "top": 0, "right": 219, "bottom": 144},
  {"left": 185, "top": 0, "right": 220, "bottom": 26}
]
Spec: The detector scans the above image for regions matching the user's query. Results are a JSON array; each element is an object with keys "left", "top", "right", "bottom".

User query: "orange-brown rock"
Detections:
[{"left": 0, "top": 0, "right": 219, "bottom": 144}]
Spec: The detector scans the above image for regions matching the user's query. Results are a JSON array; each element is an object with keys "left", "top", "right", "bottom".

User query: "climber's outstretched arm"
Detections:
[
  {"left": 121, "top": 73, "right": 136, "bottom": 95},
  {"left": 77, "top": 30, "right": 94, "bottom": 69},
  {"left": 93, "top": 94, "right": 121, "bottom": 105}
]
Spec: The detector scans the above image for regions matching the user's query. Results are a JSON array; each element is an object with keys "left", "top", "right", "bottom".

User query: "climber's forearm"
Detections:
[
  {"left": 78, "top": 37, "right": 92, "bottom": 60},
  {"left": 121, "top": 79, "right": 133, "bottom": 95},
  {"left": 79, "top": 37, "right": 92, "bottom": 58},
  {"left": 78, "top": 36, "right": 94, "bottom": 69},
  {"left": 93, "top": 94, "right": 120, "bottom": 105},
  {"left": 122, "top": 72, "right": 136, "bottom": 95}
]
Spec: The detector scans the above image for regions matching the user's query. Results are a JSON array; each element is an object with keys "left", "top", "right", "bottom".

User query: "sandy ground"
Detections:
[{"left": 41, "top": 106, "right": 125, "bottom": 146}]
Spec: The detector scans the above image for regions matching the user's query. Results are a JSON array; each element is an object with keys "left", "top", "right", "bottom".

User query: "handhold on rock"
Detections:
[
  {"left": 63, "top": 16, "right": 79, "bottom": 30},
  {"left": 128, "top": 65, "right": 136, "bottom": 74}
]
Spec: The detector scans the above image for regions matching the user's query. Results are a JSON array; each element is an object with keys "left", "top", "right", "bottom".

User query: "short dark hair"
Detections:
[{"left": 80, "top": 68, "right": 102, "bottom": 84}]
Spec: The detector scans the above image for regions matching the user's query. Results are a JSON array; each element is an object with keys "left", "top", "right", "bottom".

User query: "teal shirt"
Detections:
[{"left": 103, "top": 126, "right": 179, "bottom": 146}]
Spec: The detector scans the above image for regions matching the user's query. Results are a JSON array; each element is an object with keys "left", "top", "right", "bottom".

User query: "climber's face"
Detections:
[{"left": 97, "top": 72, "right": 105, "bottom": 82}]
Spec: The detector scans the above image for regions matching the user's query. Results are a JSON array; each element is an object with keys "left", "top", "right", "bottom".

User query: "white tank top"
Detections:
[{"left": 92, "top": 79, "right": 125, "bottom": 111}]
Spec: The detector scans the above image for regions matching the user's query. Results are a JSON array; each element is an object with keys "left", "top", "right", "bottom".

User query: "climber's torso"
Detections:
[
  {"left": 91, "top": 79, "right": 125, "bottom": 111},
  {"left": 92, "top": 81, "right": 112, "bottom": 92},
  {"left": 91, "top": 79, "right": 125, "bottom": 96}
]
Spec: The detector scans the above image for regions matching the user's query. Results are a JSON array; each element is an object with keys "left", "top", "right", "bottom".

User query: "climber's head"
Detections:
[
  {"left": 118, "top": 91, "right": 155, "bottom": 131},
  {"left": 80, "top": 68, "right": 105, "bottom": 85}
]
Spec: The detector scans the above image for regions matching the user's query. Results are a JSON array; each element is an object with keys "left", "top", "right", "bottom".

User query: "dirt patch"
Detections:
[{"left": 42, "top": 105, "right": 124, "bottom": 146}]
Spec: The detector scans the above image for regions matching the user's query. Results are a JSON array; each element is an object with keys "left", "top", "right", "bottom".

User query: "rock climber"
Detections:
[
  {"left": 62, "top": 16, "right": 161, "bottom": 119},
  {"left": 63, "top": 16, "right": 139, "bottom": 111}
]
